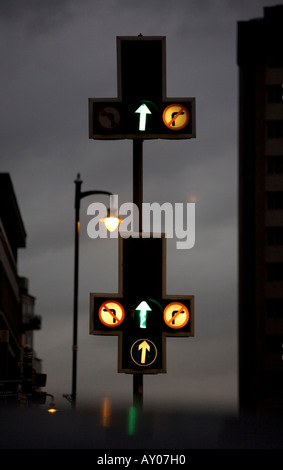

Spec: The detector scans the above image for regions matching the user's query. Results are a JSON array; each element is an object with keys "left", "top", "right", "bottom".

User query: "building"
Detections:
[
  {"left": 0, "top": 173, "right": 43, "bottom": 402},
  {"left": 238, "top": 5, "right": 283, "bottom": 415}
]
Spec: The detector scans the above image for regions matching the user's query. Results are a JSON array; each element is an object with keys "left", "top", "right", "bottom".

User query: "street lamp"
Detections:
[
  {"left": 67, "top": 173, "right": 120, "bottom": 408},
  {"left": 101, "top": 208, "right": 123, "bottom": 232},
  {"left": 46, "top": 394, "right": 57, "bottom": 413}
]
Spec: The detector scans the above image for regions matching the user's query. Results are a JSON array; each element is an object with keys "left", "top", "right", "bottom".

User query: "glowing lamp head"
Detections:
[
  {"left": 101, "top": 209, "right": 122, "bottom": 232},
  {"left": 103, "top": 216, "right": 121, "bottom": 232},
  {"left": 47, "top": 402, "right": 57, "bottom": 413},
  {"left": 48, "top": 407, "right": 57, "bottom": 414}
]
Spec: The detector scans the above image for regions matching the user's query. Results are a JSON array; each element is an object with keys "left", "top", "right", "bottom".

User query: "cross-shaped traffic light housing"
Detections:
[
  {"left": 89, "top": 36, "right": 196, "bottom": 140},
  {"left": 90, "top": 234, "right": 194, "bottom": 373}
]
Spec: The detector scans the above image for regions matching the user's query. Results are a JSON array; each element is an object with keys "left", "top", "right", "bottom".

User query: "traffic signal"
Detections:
[
  {"left": 89, "top": 36, "right": 196, "bottom": 140},
  {"left": 136, "top": 301, "right": 151, "bottom": 328},
  {"left": 90, "top": 235, "right": 194, "bottom": 374},
  {"left": 89, "top": 98, "right": 195, "bottom": 140}
]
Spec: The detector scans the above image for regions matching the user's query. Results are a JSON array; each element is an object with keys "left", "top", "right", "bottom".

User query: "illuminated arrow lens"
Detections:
[
  {"left": 135, "top": 301, "right": 152, "bottom": 328},
  {"left": 135, "top": 104, "right": 151, "bottom": 131},
  {"left": 130, "top": 338, "right": 158, "bottom": 367}
]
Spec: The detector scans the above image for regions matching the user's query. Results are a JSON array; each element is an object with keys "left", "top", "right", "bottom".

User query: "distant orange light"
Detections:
[
  {"left": 48, "top": 407, "right": 57, "bottom": 414},
  {"left": 47, "top": 401, "right": 57, "bottom": 413},
  {"left": 188, "top": 194, "right": 197, "bottom": 203},
  {"left": 102, "top": 397, "right": 111, "bottom": 427}
]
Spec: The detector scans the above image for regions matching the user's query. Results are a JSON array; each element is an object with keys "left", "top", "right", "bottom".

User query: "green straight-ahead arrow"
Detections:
[
  {"left": 135, "top": 301, "right": 152, "bottom": 328},
  {"left": 135, "top": 104, "right": 151, "bottom": 131}
]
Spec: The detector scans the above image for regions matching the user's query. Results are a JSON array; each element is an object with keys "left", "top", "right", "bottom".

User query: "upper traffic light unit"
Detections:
[{"left": 89, "top": 36, "right": 196, "bottom": 140}]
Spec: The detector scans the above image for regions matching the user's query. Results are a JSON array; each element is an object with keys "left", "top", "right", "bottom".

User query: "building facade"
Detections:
[
  {"left": 0, "top": 173, "right": 43, "bottom": 402},
  {"left": 238, "top": 5, "right": 283, "bottom": 415}
]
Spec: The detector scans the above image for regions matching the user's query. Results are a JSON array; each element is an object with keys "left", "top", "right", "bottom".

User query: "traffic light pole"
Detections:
[
  {"left": 133, "top": 139, "right": 143, "bottom": 231},
  {"left": 133, "top": 138, "right": 144, "bottom": 409}
]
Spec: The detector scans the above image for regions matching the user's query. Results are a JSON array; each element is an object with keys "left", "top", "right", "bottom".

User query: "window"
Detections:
[
  {"left": 266, "top": 298, "right": 283, "bottom": 318},
  {"left": 266, "top": 335, "right": 283, "bottom": 354},
  {"left": 267, "top": 263, "right": 283, "bottom": 281},
  {"left": 266, "top": 121, "right": 283, "bottom": 139},
  {"left": 266, "top": 84, "right": 283, "bottom": 103},
  {"left": 266, "top": 227, "right": 283, "bottom": 245},
  {"left": 266, "top": 192, "right": 283, "bottom": 209},
  {"left": 267, "top": 156, "right": 283, "bottom": 174}
]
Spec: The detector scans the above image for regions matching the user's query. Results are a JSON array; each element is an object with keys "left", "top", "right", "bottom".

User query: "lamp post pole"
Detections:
[{"left": 71, "top": 174, "right": 112, "bottom": 408}]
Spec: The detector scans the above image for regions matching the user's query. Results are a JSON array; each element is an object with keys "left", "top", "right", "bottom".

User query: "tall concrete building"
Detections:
[{"left": 238, "top": 5, "right": 283, "bottom": 415}]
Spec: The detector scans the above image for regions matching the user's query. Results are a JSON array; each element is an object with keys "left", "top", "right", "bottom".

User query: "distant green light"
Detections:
[
  {"left": 128, "top": 405, "right": 136, "bottom": 435},
  {"left": 135, "top": 301, "right": 152, "bottom": 328},
  {"left": 135, "top": 103, "right": 151, "bottom": 131}
]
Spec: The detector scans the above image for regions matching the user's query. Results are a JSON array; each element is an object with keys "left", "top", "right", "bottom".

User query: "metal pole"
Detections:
[
  {"left": 133, "top": 139, "right": 143, "bottom": 230},
  {"left": 133, "top": 139, "right": 144, "bottom": 409},
  {"left": 69, "top": 175, "right": 112, "bottom": 409},
  {"left": 72, "top": 174, "right": 82, "bottom": 408},
  {"left": 133, "top": 373, "right": 143, "bottom": 408}
]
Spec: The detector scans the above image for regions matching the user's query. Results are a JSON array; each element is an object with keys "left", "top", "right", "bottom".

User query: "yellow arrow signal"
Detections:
[
  {"left": 130, "top": 338, "right": 158, "bottom": 367},
  {"left": 138, "top": 340, "right": 150, "bottom": 364}
]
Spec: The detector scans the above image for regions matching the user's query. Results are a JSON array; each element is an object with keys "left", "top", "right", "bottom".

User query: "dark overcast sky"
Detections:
[{"left": 0, "top": 0, "right": 279, "bottom": 412}]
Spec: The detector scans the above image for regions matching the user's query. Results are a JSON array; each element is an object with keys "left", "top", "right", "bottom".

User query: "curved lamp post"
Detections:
[{"left": 68, "top": 173, "right": 120, "bottom": 408}]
